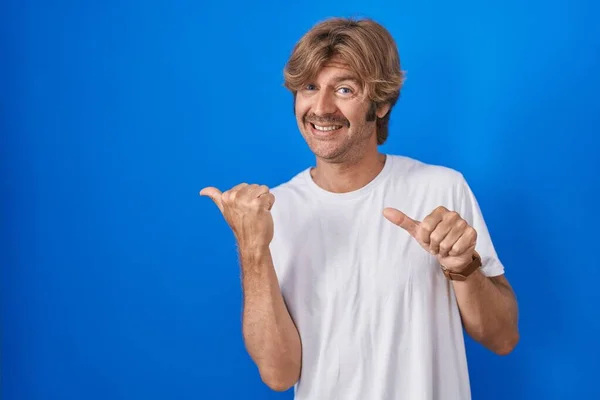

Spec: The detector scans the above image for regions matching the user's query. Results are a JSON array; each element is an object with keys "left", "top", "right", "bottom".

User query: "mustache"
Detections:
[{"left": 304, "top": 114, "right": 350, "bottom": 127}]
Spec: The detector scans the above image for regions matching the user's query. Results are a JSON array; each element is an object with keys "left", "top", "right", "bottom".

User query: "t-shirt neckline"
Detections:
[{"left": 302, "top": 154, "right": 394, "bottom": 201}]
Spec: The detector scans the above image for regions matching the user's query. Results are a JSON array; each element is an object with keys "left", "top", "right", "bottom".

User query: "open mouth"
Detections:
[{"left": 310, "top": 123, "right": 344, "bottom": 133}]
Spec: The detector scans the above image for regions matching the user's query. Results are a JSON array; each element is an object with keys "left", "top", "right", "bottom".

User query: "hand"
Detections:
[
  {"left": 200, "top": 183, "right": 276, "bottom": 250},
  {"left": 383, "top": 206, "right": 477, "bottom": 271}
]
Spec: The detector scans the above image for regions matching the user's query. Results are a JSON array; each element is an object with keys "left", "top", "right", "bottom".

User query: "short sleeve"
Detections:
[{"left": 455, "top": 174, "right": 505, "bottom": 277}]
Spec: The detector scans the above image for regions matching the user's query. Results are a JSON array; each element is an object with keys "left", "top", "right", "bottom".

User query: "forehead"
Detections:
[{"left": 313, "top": 58, "right": 361, "bottom": 84}]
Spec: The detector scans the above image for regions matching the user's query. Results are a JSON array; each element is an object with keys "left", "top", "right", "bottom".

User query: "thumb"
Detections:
[
  {"left": 383, "top": 207, "right": 419, "bottom": 238},
  {"left": 199, "top": 187, "right": 224, "bottom": 213}
]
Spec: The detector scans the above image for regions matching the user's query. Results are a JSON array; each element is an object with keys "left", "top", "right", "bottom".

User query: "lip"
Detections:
[{"left": 308, "top": 122, "right": 346, "bottom": 138}]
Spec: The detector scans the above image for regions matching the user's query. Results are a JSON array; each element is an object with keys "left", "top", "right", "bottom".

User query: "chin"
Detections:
[
  {"left": 299, "top": 125, "right": 359, "bottom": 162},
  {"left": 309, "top": 142, "right": 352, "bottom": 163}
]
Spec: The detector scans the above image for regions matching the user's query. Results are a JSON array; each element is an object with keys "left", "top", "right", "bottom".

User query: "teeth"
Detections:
[{"left": 314, "top": 124, "right": 342, "bottom": 132}]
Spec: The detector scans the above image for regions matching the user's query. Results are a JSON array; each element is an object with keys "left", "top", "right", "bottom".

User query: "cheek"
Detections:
[
  {"left": 338, "top": 106, "right": 361, "bottom": 126},
  {"left": 294, "top": 96, "right": 306, "bottom": 117},
  {"left": 353, "top": 104, "right": 374, "bottom": 125}
]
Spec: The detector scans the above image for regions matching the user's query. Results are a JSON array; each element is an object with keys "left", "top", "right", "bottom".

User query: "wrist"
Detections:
[
  {"left": 441, "top": 251, "right": 482, "bottom": 281},
  {"left": 238, "top": 244, "right": 271, "bottom": 262}
]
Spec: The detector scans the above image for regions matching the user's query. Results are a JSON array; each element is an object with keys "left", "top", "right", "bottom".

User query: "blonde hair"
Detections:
[{"left": 283, "top": 17, "right": 406, "bottom": 145}]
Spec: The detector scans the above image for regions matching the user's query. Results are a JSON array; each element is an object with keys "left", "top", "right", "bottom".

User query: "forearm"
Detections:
[
  {"left": 239, "top": 246, "right": 302, "bottom": 391},
  {"left": 452, "top": 269, "right": 519, "bottom": 355}
]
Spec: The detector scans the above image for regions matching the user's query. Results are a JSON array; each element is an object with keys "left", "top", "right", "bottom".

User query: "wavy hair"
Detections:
[{"left": 284, "top": 17, "right": 406, "bottom": 144}]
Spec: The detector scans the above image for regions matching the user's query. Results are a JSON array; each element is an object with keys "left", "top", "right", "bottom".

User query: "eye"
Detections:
[
  {"left": 337, "top": 87, "right": 353, "bottom": 95},
  {"left": 304, "top": 83, "right": 317, "bottom": 91}
]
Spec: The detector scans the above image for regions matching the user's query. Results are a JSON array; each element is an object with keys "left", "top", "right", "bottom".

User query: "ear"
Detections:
[{"left": 377, "top": 103, "right": 391, "bottom": 119}]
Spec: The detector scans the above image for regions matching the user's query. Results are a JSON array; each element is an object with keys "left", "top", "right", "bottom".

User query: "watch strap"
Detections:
[{"left": 442, "top": 251, "right": 482, "bottom": 281}]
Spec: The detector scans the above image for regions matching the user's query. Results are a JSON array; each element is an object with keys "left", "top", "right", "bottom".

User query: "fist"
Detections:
[
  {"left": 383, "top": 206, "right": 477, "bottom": 271},
  {"left": 200, "top": 183, "right": 276, "bottom": 250}
]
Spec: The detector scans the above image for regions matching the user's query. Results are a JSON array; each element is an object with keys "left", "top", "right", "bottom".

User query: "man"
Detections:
[{"left": 201, "top": 17, "right": 519, "bottom": 400}]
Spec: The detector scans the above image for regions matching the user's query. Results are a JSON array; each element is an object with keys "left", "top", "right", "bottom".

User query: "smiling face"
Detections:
[{"left": 294, "top": 59, "right": 390, "bottom": 164}]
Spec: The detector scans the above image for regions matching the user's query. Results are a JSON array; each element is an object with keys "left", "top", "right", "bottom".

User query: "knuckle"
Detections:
[
  {"left": 222, "top": 191, "right": 231, "bottom": 202},
  {"left": 420, "top": 222, "right": 433, "bottom": 233},
  {"left": 232, "top": 183, "right": 247, "bottom": 193},
  {"left": 265, "top": 193, "right": 275, "bottom": 204},
  {"left": 439, "top": 243, "right": 451, "bottom": 253},
  {"left": 250, "top": 198, "right": 262, "bottom": 207},
  {"left": 443, "top": 211, "right": 458, "bottom": 222},
  {"left": 430, "top": 232, "right": 443, "bottom": 244},
  {"left": 470, "top": 227, "right": 478, "bottom": 239}
]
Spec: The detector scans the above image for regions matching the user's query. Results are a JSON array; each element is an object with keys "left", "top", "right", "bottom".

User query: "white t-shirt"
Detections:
[{"left": 269, "top": 154, "right": 504, "bottom": 400}]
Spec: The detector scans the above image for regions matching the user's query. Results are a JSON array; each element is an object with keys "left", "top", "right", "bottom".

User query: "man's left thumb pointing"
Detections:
[{"left": 383, "top": 207, "right": 419, "bottom": 238}]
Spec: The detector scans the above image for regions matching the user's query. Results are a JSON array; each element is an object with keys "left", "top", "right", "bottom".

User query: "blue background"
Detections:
[{"left": 2, "top": 0, "right": 599, "bottom": 399}]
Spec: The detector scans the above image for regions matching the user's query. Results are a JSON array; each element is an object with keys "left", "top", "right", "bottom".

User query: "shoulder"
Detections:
[
  {"left": 268, "top": 168, "right": 314, "bottom": 215},
  {"left": 269, "top": 169, "right": 309, "bottom": 198},
  {"left": 387, "top": 154, "right": 468, "bottom": 190}
]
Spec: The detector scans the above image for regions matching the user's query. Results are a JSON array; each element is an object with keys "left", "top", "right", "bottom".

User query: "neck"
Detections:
[{"left": 310, "top": 149, "right": 387, "bottom": 193}]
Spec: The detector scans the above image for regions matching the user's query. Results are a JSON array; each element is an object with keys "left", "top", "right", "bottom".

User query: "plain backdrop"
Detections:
[{"left": 2, "top": 0, "right": 599, "bottom": 399}]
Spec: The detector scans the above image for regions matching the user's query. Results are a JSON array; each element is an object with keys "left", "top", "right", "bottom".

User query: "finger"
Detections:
[
  {"left": 255, "top": 185, "right": 270, "bottom": 197},
  {"left": 448, "top": 227, "right": 477, "bottom": 257},
  {"left": 418, "top": 211, "right": 445, "bottom": 246},
  {"left": 223, "top": 183, "right": 249, "bottom": 204},
  {"left": 428, "top": 219, "right": 454, "bottom": 255},
  {"left": 259, "top": 192, "right": 276, "bottom": 210},
  {"left": 383, "top": 208, "right": 419, "bottom": 238},
  {"left": 227, "top": 182, "right": 249, "bottom": 198},
  {"left": 438, "top": 222, "right": 466, "bottom": 257},
  {"left": 251, "top": 192, "right": 275, "bottom": 210},
  {"left": 231, "top": 183, "right": 249, "bottom": 190},
  {"left": 449, "top": 244, "right": 476, "bottom": 261},
  {"left": 245, "top": 184, "right": 267, "bottom": 198},
  {"left": 199, "top": 187, "right": 224, "bottom": 213}
]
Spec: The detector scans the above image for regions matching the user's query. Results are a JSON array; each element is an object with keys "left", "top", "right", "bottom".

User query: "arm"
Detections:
[
  {"left": 200, "top": 183, "right": 301, "bottom": 391},
  {"left": 452, "top": 271, "right": 519, "bottom": 355},
  {"left": 383, "top": 205, "right": 520, "bottom": 355},
  {"left": 239, "top": 245, "right": 302, "bottom": 391}
]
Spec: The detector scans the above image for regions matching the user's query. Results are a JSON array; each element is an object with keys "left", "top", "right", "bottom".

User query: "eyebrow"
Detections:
[{"left": 331, "top": 75, "right": 361, "bottom": 84}]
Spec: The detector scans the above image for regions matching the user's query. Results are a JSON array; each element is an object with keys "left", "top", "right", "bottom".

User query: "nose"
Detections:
[{"left": 313, "top": 89, "right": 337, "bottom": 116}]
